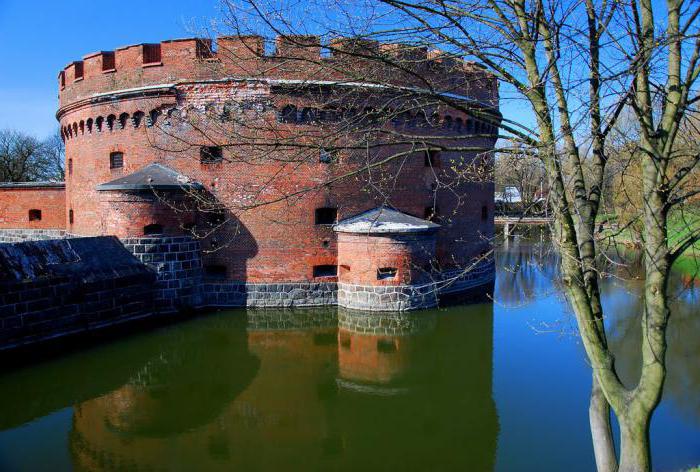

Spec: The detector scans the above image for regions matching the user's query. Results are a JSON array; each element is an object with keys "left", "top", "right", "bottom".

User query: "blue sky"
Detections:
[
  {"left": 0, "top": 0, "right": 536, "bottom": 140},
  {"left": 0, "top": 0, "right": 219, "bottom": 138}
]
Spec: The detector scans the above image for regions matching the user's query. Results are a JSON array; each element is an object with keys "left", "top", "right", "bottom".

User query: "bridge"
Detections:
[{"left": 494, "top": 216, "right": 552, "bottom": 237}]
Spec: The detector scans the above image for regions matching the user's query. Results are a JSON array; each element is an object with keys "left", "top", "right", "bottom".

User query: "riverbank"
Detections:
[{"left": 596, "top": 211, "right": 700, "bottom": 279}]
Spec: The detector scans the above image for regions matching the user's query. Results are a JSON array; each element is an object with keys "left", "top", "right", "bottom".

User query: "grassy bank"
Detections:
[{"left": 597, "top": 211, "right": 700, "bottom": 279}]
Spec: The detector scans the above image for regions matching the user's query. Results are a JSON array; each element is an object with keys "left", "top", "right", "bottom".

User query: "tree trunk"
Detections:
[
  {"left": 590, "top": 375, "right": 617, "bottom": 472},
  {"left": 618, "top": 412, "right": 652, "bottom": 472}
]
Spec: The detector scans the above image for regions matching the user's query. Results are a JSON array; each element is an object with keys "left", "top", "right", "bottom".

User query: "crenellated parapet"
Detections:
[{"left": 57, "top": 35, "right": 498, "bottom": 112}]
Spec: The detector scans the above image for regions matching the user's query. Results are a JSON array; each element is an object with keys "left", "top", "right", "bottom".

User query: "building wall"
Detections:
[
  {"left": 56, "top": 41, "right": 498, "bottom": 285},
  {"left": 0, "top": 185, "right": 66, "bottom": 230}
]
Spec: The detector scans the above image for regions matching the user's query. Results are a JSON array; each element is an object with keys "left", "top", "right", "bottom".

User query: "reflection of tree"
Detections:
[
  {"left": 495, "top": 230, "right": 559, "bottom": 305},
  {"left": 607, "top": 279, "right": 700, "bottom": 426}
]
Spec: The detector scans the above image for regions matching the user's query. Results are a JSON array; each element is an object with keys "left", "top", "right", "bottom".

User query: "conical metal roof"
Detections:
[
  {"left": 334, "top": 207, "right": 440, "bottom": 234},
  {"left": 96, "top": 163, "right": 203, "bottom": 192}
]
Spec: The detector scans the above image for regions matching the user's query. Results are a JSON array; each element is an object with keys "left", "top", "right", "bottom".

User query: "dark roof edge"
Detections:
[
  {"left": 95, "top": 182, "right": 203, "bottom": 191},
  {"left": 0, "top": 182, "right": 65, "bottom": 189}
]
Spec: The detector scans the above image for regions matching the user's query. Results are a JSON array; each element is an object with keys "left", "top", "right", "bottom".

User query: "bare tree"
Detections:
[
  {"left": 191, "top": 0, "right": 700, "bottom": 470},
  {"left": 0, "top": 129, "right": 64, "bottom": 182}
]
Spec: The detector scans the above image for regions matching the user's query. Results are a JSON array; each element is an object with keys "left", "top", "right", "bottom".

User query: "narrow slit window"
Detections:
[
  {"left": 69, "top": 209, "right": 74, "bottom": 224},
  {"left": 377, "top": 267, "right": 398, "bottom": 280},
  {"left": 204, "top": 265, "right": 228, "bottom": 279},
  {"left": 377, "top": 339, "right": 398, "bottom": 353},
  {"left": 424, "top": 150, "right": 440, "bottom": 167},
  {"left": 109, "top": 152, "right": 124, "bottom": 169},
  {"left": 313, "top": 265, "right": 337, "bottom": 278},
  {"left": 74, "top": 62, "right": 84, "bottom": 80},
  {"left": 200, "top": 146, "right": 223, "bottom": 164},
  {"left": 143, "top": 223, "right": 163, "bottom": 235},
  {"left": 315, "top": 207, "right": 337, "bottom": 225},
  {"left": 481, "top": 205, "right": 489, "bottom": 221},
  {"left": 28, "top": 209, "right": 42, "bottom": 221}
]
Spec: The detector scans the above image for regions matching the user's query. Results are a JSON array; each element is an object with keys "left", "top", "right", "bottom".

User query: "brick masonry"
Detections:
[{"left": 0, "top": 184, "right": 66, "bottom": 230}]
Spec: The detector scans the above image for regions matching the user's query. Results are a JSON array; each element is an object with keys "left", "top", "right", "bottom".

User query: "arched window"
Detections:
[
  {"left": 424, "top": 150, "right": 440, "bottom": 167},
  {"left": 454, "top": 118, "right": 463, "bottom": 133},
  {"left": 79, "top": 120, "right": 85, "bottom": 135},
  {"left": 106, "top": 114, "right": 116, "bottom": 131},
  {"left": 143, "top": 223, "right": 163, "bottom": 235},
  {"left": 148, "top": 109, "right": 160, "bottom": 127},
  {"left": 200, "top": 146, "right": 223, "bottom": 164},
  {"left": 300, "top": 107, "right": 317, "bottom": 123},
  {"left": 278, "top": 105, "right": 298, "bottom": 123},
  {"left": 28, "top": 209, "right": 42, "bottom": 221},
  {"left": 86, "top": 118, "right": 93, "bottom": 133},
  {"left": 466, "top": 120, "right": 474, "bottom": 134},
  {"left": 72, "top": 123, "right": 78, "bottom": 136},
  {"left": 95, "top": 116, "right": 104, "bottom": 132},
  {"left": 69, "top": 209, "right": 74, "bottom": 224},
  {"left": 443, "top": 116, "right": 453, "bottom": 129},
  {"left": 118, "top": 113, "right": 129, "bottom": 129},
  {"left": 132, "top": 111, "right": 144, "bottom": 128}
]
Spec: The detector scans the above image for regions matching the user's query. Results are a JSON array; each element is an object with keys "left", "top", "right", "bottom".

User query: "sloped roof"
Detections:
[
  {"left": 96, "top": 163, "right": 203, "bottom": 192},
  {"left": 334, "top": 207, "right": 440, "bottom": 234}
]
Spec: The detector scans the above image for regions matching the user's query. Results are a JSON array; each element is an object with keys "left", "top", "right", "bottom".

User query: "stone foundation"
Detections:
[
  {"left": 338, "top": 309, "right": 437, "bottom": 335},
  {"left": 338, "top": 259, "right": 495, "bottom": 311},
  {"left": 203, "top": 281, "right": 337, "bottom": 308},
  {"left": 0, "top": 231, "right": 493, "bottom": 315},
  {"left": 121, "top": 236, "right": 203, "bottom": 313},
  {"left": 0, "top": 229, "right": 67, "bottom": 243}
]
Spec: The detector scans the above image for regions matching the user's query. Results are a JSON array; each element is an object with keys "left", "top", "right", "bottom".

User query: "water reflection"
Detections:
[
  {"left": 0, "top": 232, "right": 697, "bottom": 471},
  {"left": 0, "top": 306, "right": 497, "bottom": 471}
]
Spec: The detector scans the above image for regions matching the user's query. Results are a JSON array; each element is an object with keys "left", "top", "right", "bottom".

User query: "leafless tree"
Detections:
[
  {"left": 0, "top": 128, "right": 64, "bottom": 182},
  {"left": 177, "top": 0, "right": 700, "bottom": 470}
]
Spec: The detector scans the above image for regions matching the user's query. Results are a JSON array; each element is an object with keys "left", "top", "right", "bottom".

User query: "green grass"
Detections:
[{"left": 596, "top": 209, "right": 700, "bottom": 277}]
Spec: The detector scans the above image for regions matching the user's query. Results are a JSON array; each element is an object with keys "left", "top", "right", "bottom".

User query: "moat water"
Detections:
[{"left": 0, "top": 230, "right": 698, "bottom": 471}]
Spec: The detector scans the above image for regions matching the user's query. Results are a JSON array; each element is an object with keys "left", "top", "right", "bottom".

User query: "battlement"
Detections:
[{"left": 58, "top": 35, "right": 498, "bottom": 109}]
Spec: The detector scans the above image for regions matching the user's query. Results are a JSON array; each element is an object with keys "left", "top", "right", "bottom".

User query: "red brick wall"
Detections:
[
  {"left": 337, "top": 232, "right": 437, "bottom": 286},
  {"left": 56, "top": 36, "right": 498, "bottom": 284},
  {"left": 0, "top": 186, "right": 66, "bottom": 229}
]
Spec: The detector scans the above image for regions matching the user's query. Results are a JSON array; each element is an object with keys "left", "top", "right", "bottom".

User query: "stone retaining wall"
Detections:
[
  {"left": 121, "top": 236, "right": 203, "bottom": 313},
  {"left": 0, "top": 237, "right": 156, "bottom": 350}
]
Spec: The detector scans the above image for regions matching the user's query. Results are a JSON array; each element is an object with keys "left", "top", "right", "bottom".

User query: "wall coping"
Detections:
[{"left": 0, "top": 182, "right": 65, "bottom": 189}]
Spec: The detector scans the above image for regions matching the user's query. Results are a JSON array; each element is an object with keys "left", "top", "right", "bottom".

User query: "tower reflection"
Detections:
[{"left": 63, "top": 306, "right": 497, "bottom": 471}]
